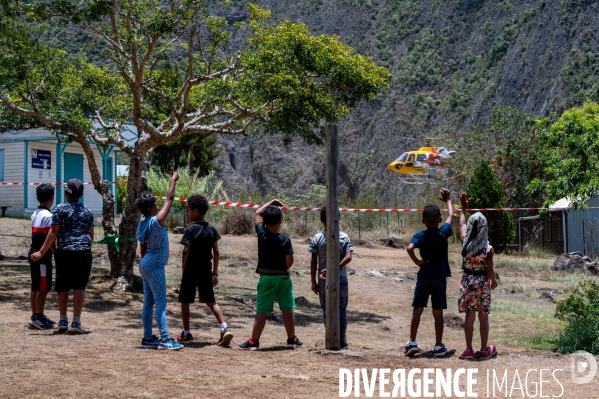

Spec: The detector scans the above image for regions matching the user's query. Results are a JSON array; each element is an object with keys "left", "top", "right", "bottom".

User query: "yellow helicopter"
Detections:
[{"left": 387, "top": 135, "right": 467, "bottom": 184}]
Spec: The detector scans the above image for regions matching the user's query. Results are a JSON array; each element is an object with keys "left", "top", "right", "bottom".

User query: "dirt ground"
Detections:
[{"left": 0, "top": 218, "right": 598, "bottom": 398}]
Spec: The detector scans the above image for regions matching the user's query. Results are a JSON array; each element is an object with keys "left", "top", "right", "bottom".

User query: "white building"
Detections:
[{"left": 0, "top": 126, "right": 136, "bottom": 217}]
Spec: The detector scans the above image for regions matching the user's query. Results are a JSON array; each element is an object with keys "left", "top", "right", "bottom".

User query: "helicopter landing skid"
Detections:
[{"left": 399, "top": 175, "right": 447, "bottom": 185}]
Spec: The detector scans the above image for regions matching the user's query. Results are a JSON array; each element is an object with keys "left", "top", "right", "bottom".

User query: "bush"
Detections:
[
  {"left": 145, "top": 167, "right": 228, "bottom": 217},
  {"left": 554, "top": 279, "right": 599, "bottom": 354},
  {"left": 554, "top": 319, "right": 599, "bottom": 355},
  {"left": 221, "top": 210, "right": 254, "bottom": 235},
  {"left": 466, "top": 160, "right": 515, "bottom": 251},
  {"left": 555, "top": 279, "right": 599, "bottom": 323}
]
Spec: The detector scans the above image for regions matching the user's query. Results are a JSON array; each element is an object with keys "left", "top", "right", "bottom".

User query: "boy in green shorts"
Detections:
[{"left": 239, "top": 199, "right": 302, "bottom": 350}]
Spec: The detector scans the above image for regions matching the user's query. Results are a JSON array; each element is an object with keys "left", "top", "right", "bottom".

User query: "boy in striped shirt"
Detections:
[{"left": 28, "top": 183, "right": 56, "bottom": 330}]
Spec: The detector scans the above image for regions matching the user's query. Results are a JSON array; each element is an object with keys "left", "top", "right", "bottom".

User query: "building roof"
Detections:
[
  {"left": 0, "top": 123, "right": 138, "bottom": 147},
  {"left": 549, "top": 197, "right": 572, "bottom": 210}
]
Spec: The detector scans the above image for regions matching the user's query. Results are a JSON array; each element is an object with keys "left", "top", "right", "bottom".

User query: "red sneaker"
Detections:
[
  {"left": 479, "top": 345, "right": 497, "bottom": 360},
  {"left": 459, "top": 348, "right": 476, "bottom": 360}
]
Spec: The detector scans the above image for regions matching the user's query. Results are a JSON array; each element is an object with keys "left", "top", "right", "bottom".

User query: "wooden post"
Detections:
[{"left": 325, "top": 124, "right": 340, "bottom": 350}]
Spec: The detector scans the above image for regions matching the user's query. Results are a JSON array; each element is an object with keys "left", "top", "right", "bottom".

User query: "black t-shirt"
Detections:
[
  {"left": 180, "top": 221, "right": 221, "bottom": 270},
  {"left": 255, "top": 222, "right": 294, "bottom": 276}
]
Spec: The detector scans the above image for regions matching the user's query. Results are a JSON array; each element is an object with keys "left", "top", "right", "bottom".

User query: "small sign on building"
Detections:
[{"left": 32, "top": 149, "right": 51, "bottom": 170}]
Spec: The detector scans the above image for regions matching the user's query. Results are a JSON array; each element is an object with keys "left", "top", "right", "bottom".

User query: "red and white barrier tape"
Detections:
[
  {"left": 1, "top": 182, "right": 590, "bottom": 213},
  {"left": 153, "top": 196, "right": 584, "bottom": 212},
  {"left": 0, "top": 181, "right": 119, "bottom": 186}
]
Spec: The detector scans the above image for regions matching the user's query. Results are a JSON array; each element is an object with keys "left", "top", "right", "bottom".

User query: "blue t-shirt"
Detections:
[
  {"left": 410, "top": 223, "right": 453, "bottom": 279},
  {"left": 136, "top": 215, "right": 169, "bottom": 266}
]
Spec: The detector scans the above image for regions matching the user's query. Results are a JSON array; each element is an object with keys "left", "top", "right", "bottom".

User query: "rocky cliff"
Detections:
[{"left": 214, "top": 0, "right": 599, "bottom": 206}]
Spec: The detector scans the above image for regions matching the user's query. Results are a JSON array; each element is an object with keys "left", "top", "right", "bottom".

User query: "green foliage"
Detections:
[
  {"left": 0, "top": 15, "right": 128, "bottom": 133},
  {"left": 555, "top": 279, "right": 599, "bottom": 323},
  {"left": 560, "top": 48, "right": 599, "bottom": 106},
  {"left": 448, "top": 106, "right": 548, "bottom": 209},
  {"left": 145, "top": 61, "right": 221, "bottom": 174},
  {"left": 152, "top": 134, "right": 221, "bottom": 175},
  {"left": 554, "top": 319, "right": 599, "bottom": 355},
  {"left": 466, "top": 160, "right": 515, "bottom": 251},
  {"left": 240, "top": 6, "right": 390, "bottom": 145},
  {"left": 527, "top": 101, "right": 599, "bottom": 209},
  {"left": 116, "top": 175, "right": 127, "bottom": 214},
  {"left": 145, "top": 167, "right": 228, "bottom": 218},
  {"left": 554, "top": 279, "right": 599, "bottom": 354},
  {"left": 488, "top": 106, "right": 548, "bottom": 208},
  {"left": 446, "top": 126, "right": 492, "bottom": 189}
]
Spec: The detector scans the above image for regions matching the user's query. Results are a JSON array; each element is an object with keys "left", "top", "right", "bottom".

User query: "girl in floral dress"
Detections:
[{"left": 457, "top": 192, "right": 498, "bottom": 360}]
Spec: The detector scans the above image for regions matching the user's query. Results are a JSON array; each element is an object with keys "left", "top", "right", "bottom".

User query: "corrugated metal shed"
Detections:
[{"left": 565, "top": 195, "right": 599, "bottom": 257}]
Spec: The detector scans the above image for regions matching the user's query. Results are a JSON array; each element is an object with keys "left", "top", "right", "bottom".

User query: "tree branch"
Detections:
[{"left": 0, "top": 92, "right": 62, "bottom": 129}]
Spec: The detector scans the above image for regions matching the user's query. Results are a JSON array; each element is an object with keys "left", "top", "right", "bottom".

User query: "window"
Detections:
[
  {"left": 0, "top": 149, "right": 4, "bottom": 181},
  {"left": 416, "top": 154, "right": 428, "bottom": 161},
  {"left": 407, "top": 154, "right": 415, "bottom": 162},
  {"left": 395, "top": 153, "right": 408, "bottom": 162}
]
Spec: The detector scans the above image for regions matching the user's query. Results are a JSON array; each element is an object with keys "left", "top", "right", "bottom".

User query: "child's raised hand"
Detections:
[
  {"left": 270, "top": 199, "right": 285, "bottom": 207},
  {"left": 170, "top": 167, "right": 179, "bottom": 182},
  {"left": 438, "top": 188, "right": 450, "bottom": 202},
  {"left": 459, "top": 192, "right": 471, "bottom": 208}
]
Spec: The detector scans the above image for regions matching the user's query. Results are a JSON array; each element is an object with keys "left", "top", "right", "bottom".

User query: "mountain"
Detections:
[
  {"left": 33, "top": 0, "right": 599, "bottom": 206},
  {"left": 214, "top": 0, "right": 599, "bottom": 206}
]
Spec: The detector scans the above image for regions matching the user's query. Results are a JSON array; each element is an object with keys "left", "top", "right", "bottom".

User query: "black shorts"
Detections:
[
  {"left": 29, "top": 252, "right": 53, "bottom": 292},
  {"left": 412, "top": 278, "right": 447, "bottom": 310},
  {"left": 54, "top": 249, "right": 93, "bottom": 292},
  {"left": 178, "top": 268, "right": 216, "bottom": 304}
]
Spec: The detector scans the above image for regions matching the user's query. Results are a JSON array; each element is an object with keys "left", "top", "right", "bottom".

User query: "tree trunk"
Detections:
[
  {"left": 112, "top": 148, "right": 149, "bottom": 289},
  {"left": 76, "top": 133, "right": 143, "bottom": 288}
]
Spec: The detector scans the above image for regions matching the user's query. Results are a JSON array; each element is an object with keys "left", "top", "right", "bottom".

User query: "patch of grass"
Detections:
[
  {"left": 498, "top": 283, "right": 538, "bottom": 297},
  {"left": 492, "top": 297, "right": 563, "bottom": 351},
  {"left": 521, "top": 334, "right": 556, "bottom": 352},
  {"left": 494, "top": 255, "right": 554, "bottom": 271}
]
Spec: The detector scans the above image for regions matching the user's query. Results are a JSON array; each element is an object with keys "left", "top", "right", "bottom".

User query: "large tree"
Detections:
[
  {"left": 528, "top": 101, "right": 599, "bottom": 209},
  {"left": 0, "top": 1, "right": 388, "bottom": 286},
  {"left": 146, "top": 61, "right": 221, "bottom": 174}
]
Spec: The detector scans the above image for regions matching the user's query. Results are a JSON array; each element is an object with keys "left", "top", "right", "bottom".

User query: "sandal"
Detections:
[
  {"left": 479, "top": 345, "right": 497, "bottom": 360},
  {"left": 459, "top": 348, "right": 476, "bottom": 360}
]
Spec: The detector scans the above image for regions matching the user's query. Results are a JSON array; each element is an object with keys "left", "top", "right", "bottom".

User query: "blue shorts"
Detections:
[{"left": 412, "top": 278, "right": 447, "bottom": 310}]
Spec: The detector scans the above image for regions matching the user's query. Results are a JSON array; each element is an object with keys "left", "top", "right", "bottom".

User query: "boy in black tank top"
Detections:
[{"left": 239, "top": 199, "right": 303, "bottom": 350}]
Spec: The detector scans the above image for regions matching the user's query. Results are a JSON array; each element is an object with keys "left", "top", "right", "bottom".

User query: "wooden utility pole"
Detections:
[{"left": 325, "top": 124, "right": 340, "bottom": 350}]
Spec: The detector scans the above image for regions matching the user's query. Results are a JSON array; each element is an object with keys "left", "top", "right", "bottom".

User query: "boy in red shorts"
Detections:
[{"left": 28, "top": 183, "right": 56, "bottom": 329}]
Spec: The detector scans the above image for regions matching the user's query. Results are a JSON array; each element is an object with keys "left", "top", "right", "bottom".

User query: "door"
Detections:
[{"left": 64, "top": 153, "right": 84, "bottom": 204}]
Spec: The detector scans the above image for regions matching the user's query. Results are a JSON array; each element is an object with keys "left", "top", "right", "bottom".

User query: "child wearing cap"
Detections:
[{"left": 31, "top": 178, "right": 95, "bottom": 334}]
